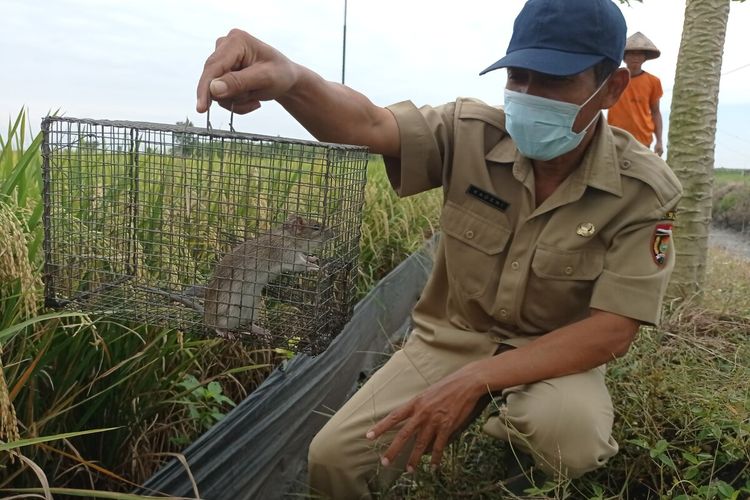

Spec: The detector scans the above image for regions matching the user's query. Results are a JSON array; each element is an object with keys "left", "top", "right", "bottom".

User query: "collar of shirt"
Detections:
[{"left": 484, "top": 112, "right": 623, "bottom": 203}]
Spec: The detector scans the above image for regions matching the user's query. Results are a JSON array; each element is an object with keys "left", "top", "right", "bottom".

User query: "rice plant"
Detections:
[
  {"left": 5, "top": 107, "right": 748, "bottom": 499},
  {"left": 0, "top": 110, "right": 281, "bottom": 492},
  {"left": 0, "top": 110, "right": 442, "bottom": 494},
  {"left": 356, "top": 156, "right": 443, "bottom": 295}
]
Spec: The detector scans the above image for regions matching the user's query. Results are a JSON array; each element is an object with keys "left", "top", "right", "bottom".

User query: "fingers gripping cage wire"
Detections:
[
  {"left": 40, "top": 115, "right": 369, "bottom": 354},
  {"left": 205, "top": 102, "right": 236, "bottom": 132}
]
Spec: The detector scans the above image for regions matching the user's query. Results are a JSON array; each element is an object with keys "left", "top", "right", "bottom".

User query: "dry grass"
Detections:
[
  {"left": 388, "top": 247, "right": 750, "bottom": 499},
  {"left": 3, "top": 110, "right": 747, "bottom": 498}
]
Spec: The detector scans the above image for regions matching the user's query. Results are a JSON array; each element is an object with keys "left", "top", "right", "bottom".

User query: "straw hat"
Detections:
[{"left": 625, "top": 32, "right": 661, "bottom": 60}]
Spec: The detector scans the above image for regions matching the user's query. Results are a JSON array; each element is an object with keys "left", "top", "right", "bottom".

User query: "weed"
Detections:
[
  {"left": 2, "top": 109, "right": 747, "bottom": 498},
  {"left": 170, "top": 374, "right": 236, "bottom": 439},
  {"left": 390, "top": 247, "right": 750, "bottom": 499}
]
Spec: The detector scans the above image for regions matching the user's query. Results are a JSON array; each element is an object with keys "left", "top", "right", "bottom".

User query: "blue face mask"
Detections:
[{"left": 503, "top": 80, "right": 607, "bottom": 161}]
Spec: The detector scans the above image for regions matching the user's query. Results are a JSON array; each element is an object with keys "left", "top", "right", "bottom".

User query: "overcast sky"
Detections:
[{"left": 3, "top": 0, "right": 750, "bottom": 168}]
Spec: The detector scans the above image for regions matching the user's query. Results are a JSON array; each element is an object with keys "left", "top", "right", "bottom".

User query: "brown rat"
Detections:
[{"left": 203, "top": 214, "right": 333, "bottom": 339}]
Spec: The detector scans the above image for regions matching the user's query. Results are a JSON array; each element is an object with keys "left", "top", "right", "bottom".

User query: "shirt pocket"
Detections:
[
  {"left": 440, "top": 200, "right": 511, "bottom": 298},
  {"left": 524, "top": 245, "right": 605, "bottom": 330},
  {"left": 531, "top": 246, "right": 605, "bottom": 280}
]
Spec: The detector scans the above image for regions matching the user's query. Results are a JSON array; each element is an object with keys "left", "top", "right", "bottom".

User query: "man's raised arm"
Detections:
[{"left": 196, "top": 29, "right": 400, "bottom": 158}]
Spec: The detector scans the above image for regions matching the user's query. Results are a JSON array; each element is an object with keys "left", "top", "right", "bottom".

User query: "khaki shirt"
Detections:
[{"left": 385, "top": 98, "right": 682, "bottom": 351}]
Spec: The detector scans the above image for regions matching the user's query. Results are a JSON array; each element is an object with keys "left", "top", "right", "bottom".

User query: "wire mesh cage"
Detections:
[{"left": 41, "top": 116, "right": 368, "bottom": 354}]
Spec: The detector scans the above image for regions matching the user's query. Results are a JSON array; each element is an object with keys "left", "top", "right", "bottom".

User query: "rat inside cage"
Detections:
[{"left": 41, "top": 116, "right": 368, "bottom": 354}]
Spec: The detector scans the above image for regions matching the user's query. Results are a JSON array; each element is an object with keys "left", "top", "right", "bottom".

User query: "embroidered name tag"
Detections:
[{"left": 466, "top": 185, "right": 509, "bottom": 212}]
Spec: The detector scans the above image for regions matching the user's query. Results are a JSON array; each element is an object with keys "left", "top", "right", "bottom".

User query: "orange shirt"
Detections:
[{"left": 607, "top": 71, "right": 663, "bottom": 146}]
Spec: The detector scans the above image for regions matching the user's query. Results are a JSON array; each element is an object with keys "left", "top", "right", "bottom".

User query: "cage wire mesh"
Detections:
[{"left": 41, "top": 116, "right": 368, "bottom": 354}]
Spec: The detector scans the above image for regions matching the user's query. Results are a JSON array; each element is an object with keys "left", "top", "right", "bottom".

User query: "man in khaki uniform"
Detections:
[{"left": 196, "top": 0, "right": 682, "bottom": 497}]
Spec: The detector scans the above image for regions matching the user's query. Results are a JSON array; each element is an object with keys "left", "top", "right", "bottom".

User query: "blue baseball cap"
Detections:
[{"left": 480, "top": 0, "right": 627, "bottom": 76}]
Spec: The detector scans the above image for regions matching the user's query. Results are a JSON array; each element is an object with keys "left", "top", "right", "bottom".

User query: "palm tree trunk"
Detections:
[{"left": 666, "top": 0, "right": 731, "bottom": 299}]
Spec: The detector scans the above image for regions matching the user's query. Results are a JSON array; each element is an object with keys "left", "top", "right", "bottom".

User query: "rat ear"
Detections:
[{"left": 282, "top": 214, "right": 304, "bottom": 234}]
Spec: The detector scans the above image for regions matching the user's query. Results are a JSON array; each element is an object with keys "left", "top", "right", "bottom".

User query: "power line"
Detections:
[
  {"left": 717, "top": 128, "right": 750, "bottom": 146},
  {"left": 722, "top": 62, "right": 750, "bottom": 76},
  {"left": 660, "top": 61, "right": 750, "bottom": 95}
]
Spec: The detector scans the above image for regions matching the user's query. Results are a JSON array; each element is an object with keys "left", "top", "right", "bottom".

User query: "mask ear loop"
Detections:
[{"left": 574, "top": 74, "right": 612, "bottom": 134}]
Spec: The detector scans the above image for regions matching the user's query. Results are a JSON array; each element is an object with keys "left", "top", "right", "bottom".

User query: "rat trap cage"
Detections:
[{"left": 41, "top": 116, "right": 368, "bottom": 354}]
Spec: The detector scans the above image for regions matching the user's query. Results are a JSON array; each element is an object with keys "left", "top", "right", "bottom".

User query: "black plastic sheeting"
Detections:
[{"left": 138, "top": 242, "right": 435, "bottom": 499}]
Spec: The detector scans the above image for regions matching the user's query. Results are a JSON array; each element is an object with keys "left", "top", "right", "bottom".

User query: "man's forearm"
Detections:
[
  {"left": 465, "top": 310, "right": 639, "bottom": 394},
  {"left": 653, "top": 108, "right": 663, "bottom": 144},
  {"left": 277, "top": 65, "right": 400, "bottom": 157}
]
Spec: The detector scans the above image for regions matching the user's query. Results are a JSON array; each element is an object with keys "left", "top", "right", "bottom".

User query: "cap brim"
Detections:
[{"left": 479, "top": 48, "right": 606, "bottom": 76}]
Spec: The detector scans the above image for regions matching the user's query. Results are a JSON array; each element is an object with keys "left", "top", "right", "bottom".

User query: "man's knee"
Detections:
[
  {"left": 492, "top": 381, "right": 618, "bottom": 477},
  {"left": 308, "top": 421, "right": 344, "bottom": 468}
]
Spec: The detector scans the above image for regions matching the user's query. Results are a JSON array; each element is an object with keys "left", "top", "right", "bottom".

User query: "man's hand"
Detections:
[
  {"left": 654, "top": 139, "right": 664, "bottom": 157},
  {"left": 365, "top": 367, "right": 487, "bottom": 472},
  {"left": 196, "top": 29, "right": 298, "bottom": 115},
  {"left": 194, "top": 28, "right": 400, "bottom": 157}
]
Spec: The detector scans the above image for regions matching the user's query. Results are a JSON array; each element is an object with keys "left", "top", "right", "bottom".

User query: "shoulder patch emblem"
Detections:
[{"left": 652, "top": 223, "right": 673, "bottom": 266}]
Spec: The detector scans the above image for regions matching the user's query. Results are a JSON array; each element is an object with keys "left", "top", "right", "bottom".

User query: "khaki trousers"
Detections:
[{"left": 308, "top": 332, "right": 618, "bottom": 499}]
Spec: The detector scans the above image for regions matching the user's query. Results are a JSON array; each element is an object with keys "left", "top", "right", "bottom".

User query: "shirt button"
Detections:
[
  {"left": 564, "top": 266, "right": 574, "bottom": 275},
  {"left": 465, "top": 230, "right": 474, "bottom": 239},
  {"left": 499, "top": 309, "right": 508, "bottom": 318},
  {"left": 622, "top": 159, "right": 632, "bottom": 170},
  {"left": 511, "top": 261, "right": 520, "bottom": 270}
]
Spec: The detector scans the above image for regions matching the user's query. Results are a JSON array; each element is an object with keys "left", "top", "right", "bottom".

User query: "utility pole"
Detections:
[{"left": 342, "top": 0, "right": 348, "bottom": 85}]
